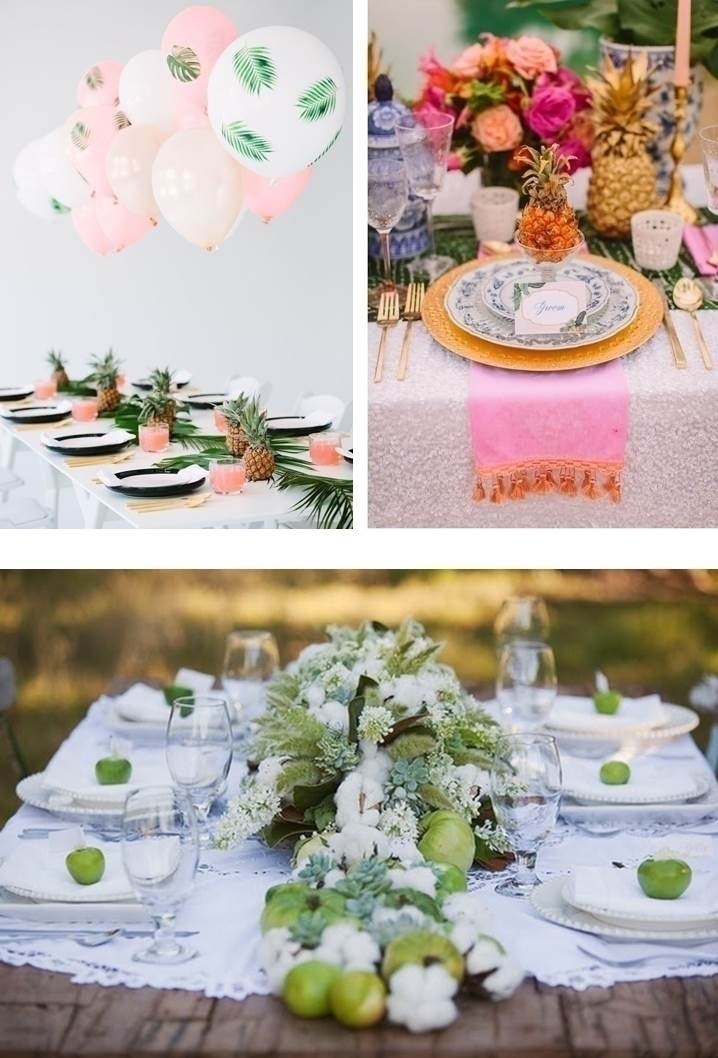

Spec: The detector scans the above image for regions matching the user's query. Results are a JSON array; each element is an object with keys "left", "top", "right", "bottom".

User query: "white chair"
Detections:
[
  {"left": 293, "top": 393, "right": 347, "bottom": 428},
  {"left": 0, "top": 658, "right": 28, "bottom": 778},
  {"left": 0, "top": 466, "right": 24, "bottom": 503},
  {"left": 227, "top": 376, "right": 272, "bottom": 407},
  {"left": 339, "top": 400, "right": 353, "bottom": 434},
  {"left": 0, "top": 496, "right": 54, "bottom": 528}
]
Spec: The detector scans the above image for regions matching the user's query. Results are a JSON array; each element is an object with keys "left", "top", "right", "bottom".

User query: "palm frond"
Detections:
[
  {"left": 232, "top": 45, "right": 276, "bottom": 95},
  {"left": 275, "top": 468, "right": 353, "bottom": 529},
  {"left": 311, "top": 128, "right": 341, "bottom": 166},
  {"left": 221, "top": 121, "right": 272, "bottom": 163},
  {"left": 297, "top": 77, "right": 337, "bottom": 122}
]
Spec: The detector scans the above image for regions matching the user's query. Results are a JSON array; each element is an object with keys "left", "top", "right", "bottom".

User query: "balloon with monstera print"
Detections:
[
  {"left": 13, "top": 138, "right": 71, "bottom": 220},
  {"left": 207, "top": 26, "right": 345, "bottom": 178},
  {"left": 77, "top": 60, "right": 123, "bottom": 108},
  {"left": 161, "top": 5, "right": 238, "bottom": 129},
  {"left": 65, "top": 104, "right": 125, "bottom": 198},
  {"left": 119, "top": 50, "right": 175, "bottom": 134},
  {"left": 39, "top": 127, "right": 90, "bottom": 209}
]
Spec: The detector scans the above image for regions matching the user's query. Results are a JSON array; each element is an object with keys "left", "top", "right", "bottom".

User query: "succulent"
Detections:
[
  {"left": 386, "top": 758, "right": 429, "bottom": 805},
  {"left": 296, "top": 853, "right": 334, "bottom": 887},
  {"left": 289, "top": 909, "right": 333, "bottom": 949}
]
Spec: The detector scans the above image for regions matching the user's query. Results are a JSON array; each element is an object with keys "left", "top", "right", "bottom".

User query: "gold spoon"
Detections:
[{"left": 672, "top": 278, "right": 713, "bottom": 370}]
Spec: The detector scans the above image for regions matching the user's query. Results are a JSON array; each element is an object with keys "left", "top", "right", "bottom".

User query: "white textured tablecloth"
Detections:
[
  {"left": 369, "top": 167, "right": 718, "bottom": 527},
  {"left": 0, "top": 696, "right": 717, "bottom": 995}
]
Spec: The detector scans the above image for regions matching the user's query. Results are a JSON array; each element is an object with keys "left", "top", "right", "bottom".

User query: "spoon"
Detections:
[{"left": 672, "top": 278, "right": 713, "bottom": 370}]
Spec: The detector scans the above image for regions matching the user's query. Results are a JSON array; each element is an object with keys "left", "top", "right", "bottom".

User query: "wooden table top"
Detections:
[{"left": 1, "top": 680, "right": 717, "bottom": 1058}]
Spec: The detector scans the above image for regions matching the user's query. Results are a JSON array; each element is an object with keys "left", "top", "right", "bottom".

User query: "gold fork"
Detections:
[
  {"left": 126, "top": 493, "right": 211, "bottom": 513},
  {"left": 66, "top": 452, "right": 132, "bottom": 469},
  {"left": 15, "top": 419, "right": 71, "bottom": 431},
  {"left": 396, "top": 282, "right": 425, "bottom": 381},
  {"left": 373, "top": 289, "right": 400, "bottom": 383}
]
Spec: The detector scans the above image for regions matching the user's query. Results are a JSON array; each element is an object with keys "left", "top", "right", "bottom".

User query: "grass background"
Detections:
[{"left": 1, "top": 569, "right": 717, "bottom": 823}]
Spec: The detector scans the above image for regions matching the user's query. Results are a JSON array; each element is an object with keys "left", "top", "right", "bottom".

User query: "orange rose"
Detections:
[
  {"left": 505, "top": 36, "right": 558, "bottom": 80},
  {"left": 471, "top": 104, "right": 523, "bottom": 153},
  {"left": 451, "top": 43, "right": 486, "bottom": 78}
]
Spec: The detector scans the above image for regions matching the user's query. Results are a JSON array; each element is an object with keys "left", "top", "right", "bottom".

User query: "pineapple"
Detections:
[
  {"left": 140, "top": 392, "right": 177, "bottom": 431},
  {"left": 586, "top": 53, "right": 659, "bottom": 238},
  {"left": 222, "top": 394, "right": 249, "bottom": 457},
  {"left": 89, "top": 349, "right": 122, "bottom": 414},
  {"left": 241, "top": 397, "right": 275, "bottom": 481},
  {"left": 516, "top": 145, "right": 581, "bottom": 263},
  {"left": 148, "top": 366, "right": 174, "bottom": 396},
  {"left": 47, "top": 350, "right": 69, "bottom": 390}
]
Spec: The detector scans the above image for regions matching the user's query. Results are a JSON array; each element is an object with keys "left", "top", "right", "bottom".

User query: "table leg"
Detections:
[
  {"left": 39, "top": 463, "right": 60, "bottom": 526},
  {"left": 0, "top": 431, "right": 17, "bottom": 470},
  {"left": 71, "top": 483, "right": 106, "bottom": 529}
]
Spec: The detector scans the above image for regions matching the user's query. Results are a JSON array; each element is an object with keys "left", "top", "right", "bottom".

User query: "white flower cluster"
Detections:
[
  {"left": 214, "top": 772, "right": 280, "bottom": 850},
  {"left": 357, "top": 704, "right": 394, "bottom": 743}
]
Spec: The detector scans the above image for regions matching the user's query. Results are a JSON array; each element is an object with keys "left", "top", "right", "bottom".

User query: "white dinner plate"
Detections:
[
  {"left": 482, "top": 260, "right": 609, "bottom": 320},
  {"left": 562, "top": 872, "right": 718, "bottom": 931},
  {"left": 43, "top": 758, "right": 173, "bottom": 806},
  {"left": 0, "top": 385, "right": 34, "bottom": 402},
  {"left": 561, "top": 759, "right": 711, "bottom": 805},
  {"left": 546, "top": 694, "right": 666, "bottom": 736},
  {"left": 16, "top": 773, "right": 125, "bottom": 822},
  {"left": 552, "top": 703, "right": 699, "bottom": 750},
  {"left": 0, "top": 844, "right": 135, "bottom": 902},
  {"left": 1, "top": 401, "right": 72, "bottom": 423},
  {"left": 0, "top": 886, "right": 147, "bottom": 925},
  {"left": 41, "top": 428, "right": 135, "bottom": 456}
]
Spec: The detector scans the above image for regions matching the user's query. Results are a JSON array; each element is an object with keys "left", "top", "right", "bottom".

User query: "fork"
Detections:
[
  {"left": 127, "top": 493, "right": 210, "bottom": 513},
  {"left": 396, "top": 283, "right": 425, "bottom": 381},
  {"left": 577, "top": 942, "right": 718, "bottom": 967},
  {"left": 66, "top": 453, "right": 132, "bottom": 469},
  {"left": 373, "top": 289, "right": 400, "bottom": 383}
]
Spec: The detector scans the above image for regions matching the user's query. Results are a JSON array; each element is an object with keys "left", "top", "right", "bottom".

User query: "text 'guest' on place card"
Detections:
[{"left": 513, "top": 279, "right": 588, "bottom": 336}]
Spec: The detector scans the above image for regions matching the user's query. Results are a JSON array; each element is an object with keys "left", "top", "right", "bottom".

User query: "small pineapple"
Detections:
[
  {"left": 139, "top": 392, "right": 177, "bottom": 431},
  {"left": 222, "top": 394, "right": 249, "bottom": 457},
  {"left": 516, "top": 145, "right": 581, "bottom": 263},
  {"left": 89, "top": 348, "right": 122, "bottom": 414},
  {"left": 148, "top": 366, "right": 174, "bottom": 395},
  {"left": 241, "top": 397, "right": 275, "bottom": 481},
  {"left": 586, "top": 53, "right": 659, "bottom": 238},
  {"left": 47, "top": 350, "right": 70, "bottom": 390}
]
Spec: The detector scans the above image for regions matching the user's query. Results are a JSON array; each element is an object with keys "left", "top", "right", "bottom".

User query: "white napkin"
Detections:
[
  {"left": 174, "top": 668, "right": 215, "bottom": 694},
  {"left": 108, "top": 682, "right": 169, "bottom": 725},
  {"left": 42, "top": 754, "right": 172, "bottom": 806},
  {"left": 548, "top": 694, "right": 664, "bottom": 733},
  {"left": 41, "top": 428, "right": 134, "bottom": 450},
  {"left": 98, "top": 464, "right": 205, "bottom": 488},
  {"left": 566, "top": 865, "right": 718, "bottom": 922},
  {"left": 561, "top": 756, "right": 704, "bottom": 803},
  {"left": 0, "top": 845, "right": 135, "bottom": 903},
  {"left": 172, "top": 369, "right": 192, "bottom": 385}
]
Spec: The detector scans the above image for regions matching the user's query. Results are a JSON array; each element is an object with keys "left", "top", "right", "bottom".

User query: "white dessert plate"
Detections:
[
  {"left": 42, "top": 758, "right": 172, "bottom": 806},
  {"left": 562, "top": 868, "right": 718, "bottom": 930},
  {"left": 0, "top": 844, "right": 134, "bottom": 902},
  {"left": 0, "top": 885, "right": 147, "bottom": 925},
  {"left": 561, "top": 758, "right": 711, "bottom": 805},
  {"left": 552, "top": 704, "right": 700, "bottom": 751},
  {"left": 547, "top": 694, "right": 665, "bottom": 735},
  {"left": 16, "top": 773, "right": 124, "bottom": 822}
]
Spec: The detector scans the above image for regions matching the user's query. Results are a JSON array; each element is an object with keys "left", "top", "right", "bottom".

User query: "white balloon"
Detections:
[
  {"left": 16, "top": 182, "right": 68, "bottom": 220},
  {"left": 207, "top": 26, "right": 345, "bottom": 178},
  {"left": 12, "top": 138, "right": 68, "bottom": 219},
  {"left": 119, "top": 50, "right": 175, "bottom": 134},
  {"left": 39, "top": 128, "right": 90, "bottom": 208},
  {"left": 12, "top": 138, "right": 46, "bottom": 188}
]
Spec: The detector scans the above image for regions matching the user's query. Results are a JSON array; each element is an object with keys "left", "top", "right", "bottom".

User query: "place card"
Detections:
[
  {"left": 47, "top": 826, "right": 86, "bottom": 854},
  {"left": 513, "top": 279, "right": 588, "bottom": 336}
]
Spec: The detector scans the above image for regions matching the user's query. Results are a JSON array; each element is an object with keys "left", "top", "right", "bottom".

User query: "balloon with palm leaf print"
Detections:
[{"left": 207, "top": 26, "right": 345, "bottom": 178}]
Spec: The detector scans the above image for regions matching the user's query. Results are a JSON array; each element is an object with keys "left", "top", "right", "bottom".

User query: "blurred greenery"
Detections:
[
  {"left": 458, "top": 0, "right": 600, "bottom": 72},
  {"left": 1, "top": 569, "right": 717, "bottom": 823}
]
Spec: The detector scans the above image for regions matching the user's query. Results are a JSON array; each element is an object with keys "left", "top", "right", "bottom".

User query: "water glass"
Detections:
[
  {"left": 471, "top": 186, "right": 519, "bottom": 244},
  {"left": 121, "top": 786, "right": 199, "bottom": 964},
  {"left": 221, "top": 629, "right": 279, "bottom": 727},
  {"left": 699, "top": 125, "right": 718, "bottom": 215},
  {"left": 630, "top": 210, "right": 684, "bottom": 270},
  {"left": 494, "top": 595, "right": 550, "bottom": 653},
  {"left": 497, "top": 641, "right": 557, "bottom": 732},
  {"left": 166, "top": 695, "right": 233, "bottom": 848},
  {"left": 490, "top": 733, "right": 562, "bottom": 898},
  {"left": 368, "top": 157, "right": 409, "bottom": 291},
  {"left": 395, "top": 111, "right": 455, "bottom": 282}
]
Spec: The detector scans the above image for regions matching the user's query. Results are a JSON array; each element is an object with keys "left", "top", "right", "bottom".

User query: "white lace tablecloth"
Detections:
[
  {"left": 369, "top": 166, "right": 718, "bottom": 528},
  {"left": 0, "top": 696, "right": 717, "bottom": 996}
]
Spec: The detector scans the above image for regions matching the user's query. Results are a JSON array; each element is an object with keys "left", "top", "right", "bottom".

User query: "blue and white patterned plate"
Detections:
[
  {"left": 483, "top": 261, "right": 609, "bottom": 320},
  {"left": 445, "top": 260, "right": 638, "bottom": 351}
]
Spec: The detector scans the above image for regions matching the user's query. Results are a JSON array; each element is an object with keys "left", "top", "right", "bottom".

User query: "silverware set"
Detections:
[
  {"left": 374, "top": 283, "right": 425, "bottom": 382},
  {"left": 0, "top": 928, "right": 198, "bottom": 948},
  {"left": 652, "top": 277, "right": 713, "bottom": 371}
]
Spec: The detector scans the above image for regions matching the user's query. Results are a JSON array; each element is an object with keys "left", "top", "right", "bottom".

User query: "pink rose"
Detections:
[
  {"left": 525, "top": 85, "right": 576, "bottom": 139},
  {"left": 471, "top": 104, "right": 523, "bottom": 153},
  {"left": 537, "top": 67, "right": 591, "bottom": 111},
  {"left": 418, "top": 48, "right": 446, "bottom": 78},
  {"left": 505, "top": 36, "right": 557, "bottom": 80},
  {"left": 451, "top": 43, "right": 486, "bottom": 78},
  {"left": 555, "top": 137, "right": 591, "bottom": 173}
]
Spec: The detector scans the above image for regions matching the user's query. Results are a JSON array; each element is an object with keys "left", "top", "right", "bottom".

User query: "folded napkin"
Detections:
[
  {"left": 174, "top": 667, "right": 215, "bottom": 695},
  {"left": 547, "top": 694, "right": 664, "bottom": 733},
  {"left": 561, "top": 756, "right": 701, "bottom": 802},
  {"left": 567, "top": 865, "right": 718, "bottom": 922},
  {"left": 41, "top": 428, "right": 134, "bottom": 450},
  {"left": 469, "top": 360, "right": 629, "bottom": 504},
  {"left": 42, "top": 755, "right": 172, "bottom": 805},
  {"left": 0, "top": 845, "right": 134, "bottom": 902},
  {"left": 98, "top": 464, "right": 205, "bottom": 488},
  {"left": 683, "top": 224, "right": 718, "bottom": 276},
  {"left": 110, "top": 682, "right": 170, "bottom": 725}
]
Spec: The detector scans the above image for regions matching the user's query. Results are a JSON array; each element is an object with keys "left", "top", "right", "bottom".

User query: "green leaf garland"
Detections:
[
  {"left": 220, "top": 121, "right": 273, "bottom": 162},
  {"left": 232, "top": 45, "right": 276, "bottom": 95},
  {"left": 297, "top": 77, "right": 337, "bottom": 122}
]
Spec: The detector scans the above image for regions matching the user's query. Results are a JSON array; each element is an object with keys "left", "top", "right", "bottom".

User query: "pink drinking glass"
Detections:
[
  {"left": 72, "top": 397, "right": 99, "bottom": 422},
  {"left": 34, "top": 379, "right": 57, "bottom": 400},
  {"left": 139, "top": 423, "right": 170, "bottom": 453},
  {"left": 309, "top": 432, "right": 341, "bottom": 467},
  {"left": 214, "top": 408, "right": 228, "bottom": 433},
  {"left": 210, "top": 458, "right": 246, "bottom": 494}
]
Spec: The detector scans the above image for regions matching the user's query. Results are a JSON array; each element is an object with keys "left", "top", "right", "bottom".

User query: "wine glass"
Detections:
[
  {"left": 394, "top": 111, "right": 455, "bottom": 283},
  {"left": 496, "top": 642, "right": 557, "bottom": 732},
  {"left": 490, "top": 733, "right": 562, "bottom": 898},
  {"left": 221, "top": 629, "right": 279, "bottom": 727},
  {"left": 494, "top": 596, "right": 550, "bottom": 653},
  {"left": 121, "top": 786, "right": 199, "bottom": 964},
  {"left": 699, "top": 125, "right": 718, "bottom": 216},
  {"left": 165, "top": 695, "right": 233, "bottom": 848},
  {"left": 368, "top": 157, "right": 409, "bottom": 295}
]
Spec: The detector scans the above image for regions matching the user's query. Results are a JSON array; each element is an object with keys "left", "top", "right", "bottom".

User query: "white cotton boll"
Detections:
[
  {"left": 321, "top": 700, "right": 349, "bottom": 734},
  {"left": 305, "top": 684, "right": 325, "bottom": 709},
  {"left": 393, "top": 675, "right": 431, "bottom": 711},
  {"left": 466, "top": 937, "right": 505, "bottom": 975},
  {"left": 335, "top": 773, "right": 383, "bottom": 829},
  {"left": 386, "top": 964, "right": 458, "bottom": 1033},
  {"left": 356, "top": 747, "right": 392, "bottom": 784},
  {"left": 442, "top": 892, "right": 490, "bottom": 927},
  {"left": 450, "top": 920, "right": 481, "bottom": 955},
  {"left": 372, "top": 904, "right": 427, "bottom": 929},
  {"left": 327, "top": 823, "right": 388, "bottom": 866},
  {"left": 256, "top": 757, "right": 285, "bottom": 787},
  {"left": 454, "top": 764, "right": 483, "bottom": 790},
  {"left": 387, "top": 838, "right": 422, "bottom": 863},
  {"left": 388, "top": 866, "right": 437, "bottom": 898},
  {"left": 323, "top": 868, "right": 345, "bottom": 889},
  {"left": 481, "top": 957, "right": 525, "bottom": 1000},
  {"left": 316, "top": 923, "right": 381, "bottom": 971}
]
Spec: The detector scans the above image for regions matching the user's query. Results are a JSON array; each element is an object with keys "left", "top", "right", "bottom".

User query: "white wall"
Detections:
[{"left": 0, "top": 0, "right": 352, "bottom": 411}]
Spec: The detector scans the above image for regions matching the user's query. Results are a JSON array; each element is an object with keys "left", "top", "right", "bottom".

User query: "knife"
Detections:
[{"left": 652, "top": 279, "right": 687, "bottom": 369}]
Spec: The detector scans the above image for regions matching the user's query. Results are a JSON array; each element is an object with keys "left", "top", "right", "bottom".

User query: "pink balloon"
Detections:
[
  {"left": 162, "top": 5, "right": 237, "bottom": 125},
  {"left": 72, "top": 201, "right": 113, "bottom": 255},
  {"left": 244, "top": 167, "right": 313, "bottom": 223},
  {"left": 65, "top": 105, "right": 121, "bottom": 197},
  {"left": 95, "top": 195, "right": 152, "bottom": 252},
  {"left": 77, "top": 60, "right": 123, "bottom": 108}
]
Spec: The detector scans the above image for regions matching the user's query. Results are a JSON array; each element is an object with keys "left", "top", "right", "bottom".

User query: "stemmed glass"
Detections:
[
  {"left": 221, "top": 629, "right": 279, "bottom": 730},
  {"left": 698, "top": 126, "right": 718, "bottom": 297},
  {"left": 496, "top": 641, "right": 557, "bottom": 732},
  {"left": 395, "top": 111, "right": 455, "bottom": 282},
  {"left": 490, "top": 733, "right": 562, "bottom": 898},
  {"left": 165, "top": 695, "right": 233, "bottom": 849},
  {"left": 494, "top": 595, "right": 550, "bottom": 653},
  {"left": 368, "top": 157, "right": 409, "bottom": 295},
  {"left": 121, "top": 786, "right": 199, "bottom": 964}
]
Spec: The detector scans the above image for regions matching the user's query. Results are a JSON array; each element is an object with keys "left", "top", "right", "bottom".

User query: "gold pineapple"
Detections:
[
  {"left": 222, "top": 394, "right": 249, "bottom": 457},
  {"left": 47, "top": 350, "right": 69, "bottom": 390},
  {"left": 586, "top": 53, "right": 659, "bottom": 238},
  {"left": 89, "top": 349, "right": 122, "bottom": 414},
  {"left": 241, "top": 397, "right": 275, "bottom": 481},
  {"left": 516, "top": 145, "right": 581, "bottom": 262}
]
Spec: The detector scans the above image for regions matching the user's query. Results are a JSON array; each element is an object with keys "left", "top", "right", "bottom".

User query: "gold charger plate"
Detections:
[{"left": 421, "top": 253, "right": 662, "bottom": 371}]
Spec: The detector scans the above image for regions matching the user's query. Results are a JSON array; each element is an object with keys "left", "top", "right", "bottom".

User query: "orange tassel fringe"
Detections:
[{"left": 474, "top": 462, "right": 622, "bottom": 504}]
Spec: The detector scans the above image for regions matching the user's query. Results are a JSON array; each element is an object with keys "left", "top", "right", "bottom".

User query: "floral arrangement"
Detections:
[{"left": 416, "top": 34, "right": 594, "bottom": 183}]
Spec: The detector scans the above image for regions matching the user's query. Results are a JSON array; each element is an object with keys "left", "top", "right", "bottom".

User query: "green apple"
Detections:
[
  {"left": 637, "top": 857, "right": 692, "bottom": 900},
  {"left": 382, "top": 930, "right": 463, "bottom": 982},
  {"left": 294, "top": 834, "right": 328, "bottom": 865},
  {"left": 432, "top": 862, "right": 468, "bottom": 899},
  {"left": 283, "top": 961, "right": 342, "bottom": 1018},
  {"left": 593, "top": 691, "right": 622, "bottom": 715},
  {"left": 599, "top": 761, "right": 631, "bottom": 785},
  {"left": 264, "top": 882, "right": 312, "bottom": 907},
  {"left": 66, "top": 846, "right": 105, "bottom": 885},
  {"left": 94, "top": 756, "right": 132, "bottom": 785},
  {"left": 163, "top": 684, "right": 193, "bottom": 705},
  {"left": 418, "top": 811, "right": 475, "bottom": 872},
  {"left": 330, "top": 971, "right": 386, "bottom": 1028},
  {"left": 260, "top": 887, "right": 347, "bottom": 933}
]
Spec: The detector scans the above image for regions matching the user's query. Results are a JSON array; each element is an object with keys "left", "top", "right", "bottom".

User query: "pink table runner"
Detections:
[{"left": 468, "top": 360, "right": 629, "bottom": 503}]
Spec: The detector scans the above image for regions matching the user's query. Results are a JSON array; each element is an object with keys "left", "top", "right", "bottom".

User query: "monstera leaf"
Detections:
[
  {"left": 114, "top": 111, "right": 131, "bottom": 131},
  {"left": 232, "top": 45, "right": 276, "bottom": 95},
  {"left": 70, "top": 122, "right": 90, "bottom": 151},
  {"left": 167, "top": 45, "right": 201, "bottom": 83},
  {"left": 297, "top": 77, "right": 337, "bottom": 122},
  {"left": 85, "top": 65, "right": 104, "bottom": 90},
  {"left": 221, "top": 121, "right": 272, "bottom": 162}
]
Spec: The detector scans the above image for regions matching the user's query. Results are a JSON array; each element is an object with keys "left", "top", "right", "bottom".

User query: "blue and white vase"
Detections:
[{"left": 599, "top": 39, "right": 704, "bottom": 197}]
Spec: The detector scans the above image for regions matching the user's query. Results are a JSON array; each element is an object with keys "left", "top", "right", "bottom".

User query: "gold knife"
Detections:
[{"left": 651, "top": 279, "right": 687, "bottom": 369}]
